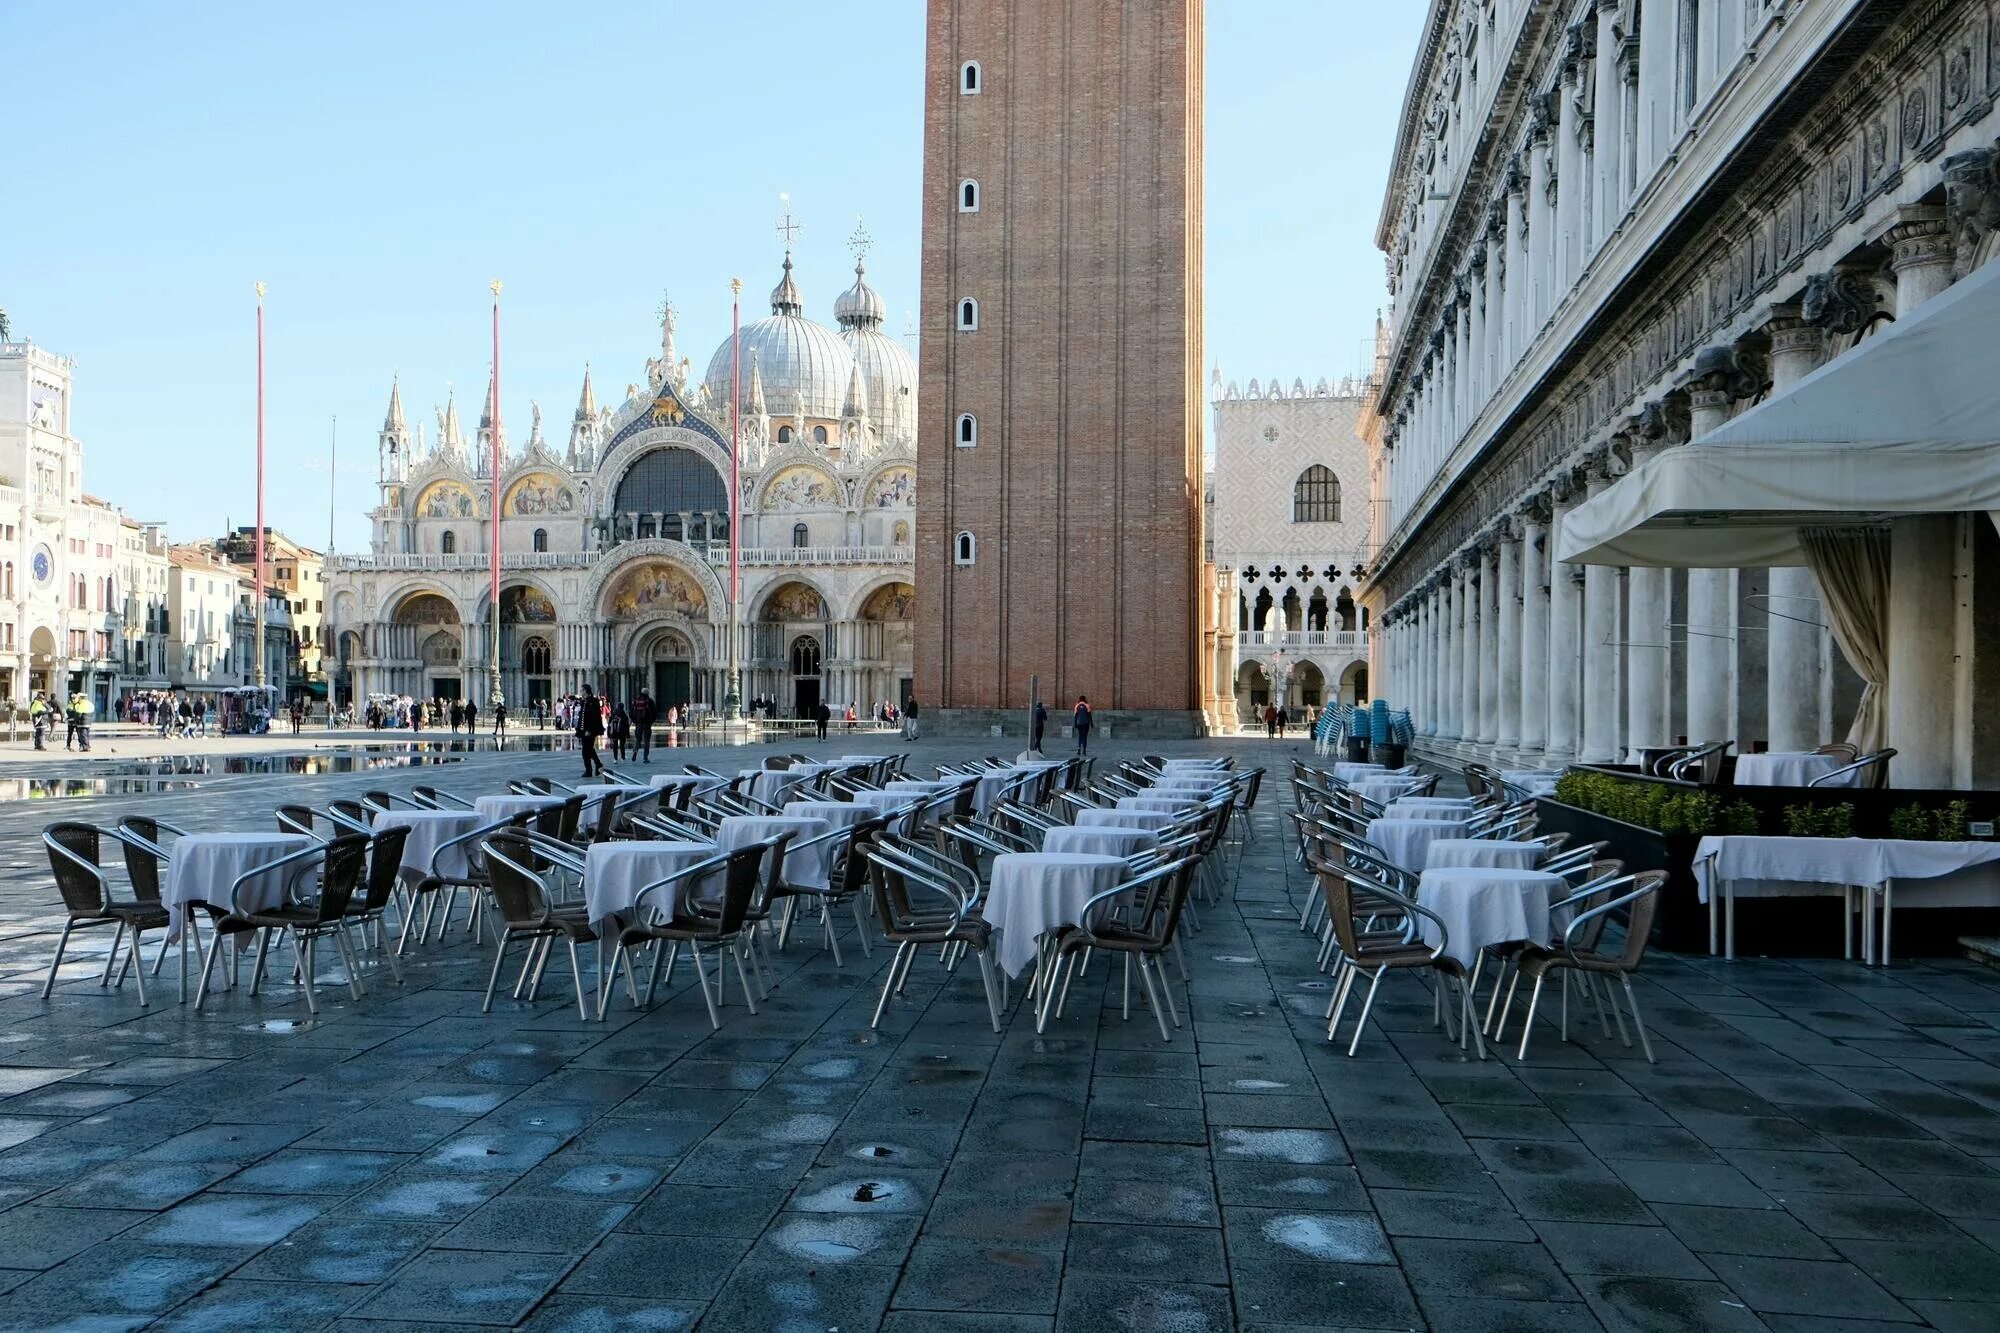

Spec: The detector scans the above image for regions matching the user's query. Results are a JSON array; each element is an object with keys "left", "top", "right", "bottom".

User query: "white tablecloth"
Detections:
[
  {"left": 1151, "top": 777, "right": 1230, "bottom": 794},
  {"left": 1332, "top": 762, "right": 1387, "bottom": 782},
  {"left": 1424, "top": 838, "right": 1543, "bottom": 872},
  {"left": 848, "top": 788, "right": 925, "bottom": 832},
  {"left": 647, "top": 773, "right": 729, "bottom": 808},
  {"left": 163, "top": 833, "right": 317, "bottom": 937},
  {"left": 1117, "top": 795, "right": 1202, "bottom": 814},
  {"left": 1073, "top": 807, "right": 1179, "bottom": 832},
  {"left": 1692, "top": 836, "right": 2000, "bottom": 903},
  {"left": 1500, "top": 769, "right": 1562, "bottom": 796},
  {"left": 715, "top": 814, "right": 836, "bottom": 889},
  {"left": 1043, "top": 826, "right": 1160, "bottom": 859},
  {"left": 1418, "top": 867, "right": 1562, "bottom": 967},
  {"left": 784, "top": 800, "right": 877, "bottom": 831},
  {"left": 985, "top": 852, "right": 1129, "bottom": 977},
  {"left": 475, "top": 794, "right": 567, "bottom": 824},
  {"left": 1733, "top": 752, "right": 1858, "bottom": 788},
  {"left": 1352, "top": 778, "right": 1424, "bottom": 804},
  {"left": 1367, "top": 817, "right": 1473, "bottom": 871},
  {"left": 740, "top": 768, "right": 814, "bottom": 805},
  {"left": 371, "top": 809, "right": 483, "bottom": 880},
  {"left": 1160, "top": 759, "right": 1229, "bottom": 772},
  {"left": 976, "top": 768, "right": 1044, "bottom": 815},
  {"left": 584, "top": 840, "right": 715, "bottom": 926},
  {"left": 1385, "top": 797, "right": 1477, "bottom": 816},
  {"left": 886, "top": 778, "right": 955, "bottom": 794}
]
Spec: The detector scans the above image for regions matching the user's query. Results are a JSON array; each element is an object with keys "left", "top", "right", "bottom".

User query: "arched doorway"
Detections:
[
  {"left": 498, "top": 584, "right": 557, "bottom": 708},
  {"left": 1339, "top": 658, "right": 1370, "bottom": 706},
  {"left": 395, "top": 592, "right": 462, "bottom": 699},
  {"left": 789, "top": 635, "right": 823, "bottom": 717},
  {"left": 635, "top": 626, "right": 695, "bottom": 713},
  {"left": 27, "top": 625, "right": 56, "bottom": 696},
  {"left": 857, "top": 581, "right": 916, "bottom": 710},
  {"left": 1235, "top": 660, "right": 1269, "bottom": 721},
  {"left": 760, "top": 580, "right": 827, "bottom": 717},
  {"left": 521, "top": 634, "right": 552, "bottom": 709},
  {"left": 1293, "top": 661, "right": 1326, "bottom": 715}
]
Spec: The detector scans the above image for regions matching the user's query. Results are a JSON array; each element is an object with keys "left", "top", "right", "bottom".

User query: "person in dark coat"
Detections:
[
  {"left": 814, "top": 700, "right": 832, "bottom": 742},
  {"left": 631, "top": 689, "right": 657, "bottom": 762},
  {"left": 1032, "top": 700, "right": 1048, "bottom": 752},
  {"left": 578, "top": 685, "right": 605, "bottom": 776},
  {"left": 1072, "top": 696, "right": 1093, "bottom": 755}
]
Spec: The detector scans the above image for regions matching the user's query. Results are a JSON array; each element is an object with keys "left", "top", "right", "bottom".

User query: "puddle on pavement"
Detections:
[
  {"left": 790, "top": 1238, "right": 862, "bottom": 1259},
  {"left": 856, "top": 1144, "right": 899, "bottom": 1160},
  {"left": 1262, "top": 1213, "right": 1389, "bottom": 1263},
  {"left": 1213, "top": 954, "right": 1258, "bottom": 963},
  {"left": 1231, "top": 1078, "right": 1289, "bottom": 1090},
  {"left": 1219, "top": 1128, "right": 1344, "bottom": 1164},
  {"left": 851, "top": 1182, "right": 891, "bottom": 1203},
  {"left": 246, "top": 1019, "right": 317, "bottom": 1034}
]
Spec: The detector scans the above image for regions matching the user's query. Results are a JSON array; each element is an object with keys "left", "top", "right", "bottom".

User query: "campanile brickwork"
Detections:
[{"left": 915, "top": 0, "right": 1207, "bottom": 734}]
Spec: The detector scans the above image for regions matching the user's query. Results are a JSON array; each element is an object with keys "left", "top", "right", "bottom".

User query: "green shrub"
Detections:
[
  {"left": 1784, "top": 803, "right": 1855, "bottom": 838},
  {"left": 1720, "top": 801, "right": 1760, "bottom": 835},
  {"left": 1933, "top": 800, "right": 1971, "bottom": 842},
  {"left": 1888, "top": 804, "right": 1931, "bottom": 841}
]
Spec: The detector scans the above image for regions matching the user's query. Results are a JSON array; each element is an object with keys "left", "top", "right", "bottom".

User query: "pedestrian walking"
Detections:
[
  {"left": 463, "top": 699, "right": 478, "bottom": 739},
  {"left": 578, "top": 685, "right": 605, "bottom": 777},
  {"left": 814, "top": 700, "right": 831, "bottom": 742},
  {"left": 493, "top": 702, "right": 507, "bottom": 739},
  {"left": 904, "top": 697, "right": 920, "bottom": 741},
  {"left": 1072, "top": 696, "right": 1093, "bottom": 755},
  {"left": 1031, "top": 699, "right": 1047, "bottom": 753},
  {"left": 29, "top": 693, "right": 49, "bottom": 751},
  {"left": 1263, "top": 703, "right": 1278, "bottom": 739},
  {"left": 608, "top": 703, "right": 631, "bottom": 762},
  {"left": 631, "top": 689, "right": 656, "bottom": 762}
]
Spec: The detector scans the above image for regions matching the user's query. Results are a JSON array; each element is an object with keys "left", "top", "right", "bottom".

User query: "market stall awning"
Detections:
[{"left": 1558, "top": 258, "right": 2000, "bottom": 568}]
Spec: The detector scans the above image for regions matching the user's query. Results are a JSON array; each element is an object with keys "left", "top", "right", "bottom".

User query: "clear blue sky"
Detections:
[{"left": 1, "top": 1, "right": 1423, "bottom": 551}]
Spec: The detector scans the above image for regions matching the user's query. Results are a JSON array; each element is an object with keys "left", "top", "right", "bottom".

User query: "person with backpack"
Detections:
[
  {"left": 630, "top": 689, "right": 656, "bottom": 762},
  {"left": 577, "top": 684, "right": 606, "bottom": 777},
  {"left": 1072, "top": 696, "right": 1093, "bottom": 755},
  {"left": 608, "top": 702, "right": 631, "bottom": 762}
]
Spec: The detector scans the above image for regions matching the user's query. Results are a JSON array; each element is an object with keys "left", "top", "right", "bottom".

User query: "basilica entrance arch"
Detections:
[
  {"left": 394, "top": 591, "right": 463, "bottom": 700},
  {"left": 634, "top": 624, "right": 697, "bottom": 712}
]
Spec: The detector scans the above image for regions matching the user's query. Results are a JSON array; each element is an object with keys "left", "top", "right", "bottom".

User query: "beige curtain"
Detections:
[{"left": 1798, "top": 525, "right": 1891, "bottom": 752}]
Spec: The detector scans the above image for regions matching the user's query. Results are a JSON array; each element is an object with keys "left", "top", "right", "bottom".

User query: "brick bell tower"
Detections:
[{"left": 915, "top": 0, "right": 1208, "bottom": 738}]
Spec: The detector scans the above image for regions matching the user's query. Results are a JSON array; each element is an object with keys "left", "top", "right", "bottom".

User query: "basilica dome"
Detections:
[
  {"left": 835, "top": 258, "right": 918, "bottom": 444},
  {"left": 703, "top": 256, "right": 856, "bottom": 422}
]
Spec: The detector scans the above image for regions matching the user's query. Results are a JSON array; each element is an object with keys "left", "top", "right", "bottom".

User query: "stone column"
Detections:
[
  {"left": 1555, "top": 64, "right": 1582, "bottom": 289},
  {"left": 1474, "top": 541, "right": 1497, "bottom": 748},
  {"left": 1427, "top": 583, "right": 1445, "bottom": 737},
  {"left": 1623, "top": 413, "right": 1673, "bottom": 755},
  {"left": 1882, "top": 207, "right": 1955, "bottom": 317},
  {"left": 1765, "top": 307, "right": 1829, "bottom": 751},
  {"left": 1546, "top": 481, "right": 1583, "bottom": 764},
  {"left": 1455, "top": 287, "right": 1473, "bottom": 439},
  {"left": 1684, "top": 347, "right": 1762, "bottom": 745},
  {"left": 1518, "top": 502, "right": 1549, "bottom": 759},
  {"left": 1579, "top": 452, "right": 1623, "bottom": 764},
  {"left": 1496, "top": 522, "right": 1522, "bottom": 753},
  {"left": 1886, "top": 516, "right": 1959, "bottom": 789},
  {"left": 1505, "top": 168, "right": 1528, "bottom": 365},
  {"left": 1458, "top": 557, "right": 1479, "bottom": 749}
]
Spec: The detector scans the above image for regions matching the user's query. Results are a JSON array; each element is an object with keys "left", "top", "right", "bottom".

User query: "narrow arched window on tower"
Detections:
[
  {"left": 960, "top": 61, "right": 981, "bottom": 94},
  {"left": 959, "top": 179, "right": 980, "bottom": 212},
  {"left": 532, "top": 528, "right": 548, "bottom": 553},
  {"left": 440, "top": 530, "right": 457, "bottom": 554},
  {"left": 956, "top": 413, "right": 978, "bottom": 448},
  {"left": 957, "top": 298, "right": 979, "bottom": 331},
  {"left": 954, "top": 531, "right": 976, "bottom": 566}
]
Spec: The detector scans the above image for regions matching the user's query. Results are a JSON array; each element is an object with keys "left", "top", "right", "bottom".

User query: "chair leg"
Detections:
[
  {"left": 374, "top": 920, "right": 404, "bottom": 984},
  {"left": 688, "top": 942, "right": 721, "bottom": 1030},
  {"left": 850, "top": 896, "right": 872, "bottom": 956},
  {"left": 334, "top": 928, "right": 366, "bottom": 1000},
  {"left": 821, "top": 901, "right": 843, "bottom": 967},
  {"left": 40, "top": 921, "right": 75, "bottom": 999},
  {"left": 249, "top": 927, "right": 274, "bottom": 995},
  {"left": 484, "top": 932, "right": 513, "bottom": 1013},
  {"left": 128, "top": 930, "right": 149, "bottom": 1008},
  {"left": 871, "top": 941, "right": 910, "bottom": 1029},
  {"left": 1516, "top": 974, "right": 1548, "bottom": 1061},
  {"left": 1347, "top": 967, "right": 1387, "bottom": 1057},
  {"left": 1600, "top": 975, "right": 1633, "bottom": 1048},
  {"left": 1153, "top": 954, "right": 1181, "bottom": 1028},
  {"left": 1494, "top": 966, "right": 1524, "bottom": 1043},
  {"left": 99, "top": 922, "right": 125, "bottom": 986},
  {"left": 193, "top": 927, "right": 224, "bottom": 1011},
  {"left": 1134, "top": 953, "right": 1172, "bottom": 1042},
  {"left": 289, "top": 929, "right": 318, "bottom": 1015},
  {"left": 975, "top": 949, "right": 1003, "bottom": 1033},
  {"left": 1461, "top": 977, "right": 1485, "bottom": 1060},
  {"left": 731, "top": 939, "right": 760, "bottom": 1014},
  {"left": 1325, "top": 963, "right": 1358, "bottom": 1041},
  {"left": 566, "top": 939, "right": 591, "bottom": 1021},
  {"left": 1620, "top": 975, "right": 1657, "bottom": 1064}
]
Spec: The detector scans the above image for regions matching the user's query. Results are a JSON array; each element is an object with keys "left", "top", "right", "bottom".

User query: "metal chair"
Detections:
[
  {"left": 866, "top": 841, "right": 1005, "bottom": 1032},
  {"left": 194, "top": 834, "right": 371, "bottom": 1014},
  {"left": 1037, "top": 857, "right": 1199, "bottom": 1042},
  {"left": 772, "top": 815, "right": 889, "bottom": 966},
  {"left": 1809, "top": 748, "right": 1896, "bottom": 789},
  {"left": 480, "top": 830, "right": 605, "bottom": 1019},
  {"left": 1508, "top": 870, "right": 1668, "bottom": 1063},
  {"left": 1668, "top": 742, "right": 1728, "bottom": 784},
  {"left": 41, "top": 823, "right": 170, "bottom": 1007},
  {"left": 345, "top": 824, "right": 410, "bottom": 981},
  {"left": 1315, "top": 861, "right": 1483, "bottom": 1059},
  {"left": 602, "top": 838, "right": 780, "bottom": 1027}
]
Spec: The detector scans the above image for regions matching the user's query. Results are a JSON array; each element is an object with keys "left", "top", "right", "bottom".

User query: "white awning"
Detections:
[{"left": 1558, "top": 258, "right": 2000, "bottom": 568}]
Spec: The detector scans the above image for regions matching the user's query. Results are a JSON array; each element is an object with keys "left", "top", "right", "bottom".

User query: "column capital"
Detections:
[
  {"left": 1873, "top": 204, "right": 1952, "bottom": 275},
  {"left": 1762, "top": 299, "right": 1824, "bottom": 355}
]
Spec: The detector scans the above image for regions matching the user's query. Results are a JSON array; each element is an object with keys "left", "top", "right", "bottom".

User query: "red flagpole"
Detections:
[
  {"left": 727, "top": 277, "right": 742, "bottom": 720},
  {"left": 489, "top": 280, "right": 503, "bottom": 708},
  {"left": 254, "top": 282, "right": 267, "bottom": 691}
]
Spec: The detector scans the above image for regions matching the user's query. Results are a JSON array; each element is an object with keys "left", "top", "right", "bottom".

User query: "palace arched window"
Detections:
[
  {"left": 613, "top": 446, "right": 730, "bottom": 541},
  {"left": 440, "top": 530, "right": 457, "bottom": 554},
  {"left": 954, "top": 531, "right": 976, "bottom": 566},
  {"left": 813, "top": 425, "right": 828, "bottom": 444},
  {"left": 959, "top": 179, "right": 980, "bottom": 212},
  {"left": 521, "top": 635, "right": 551, "bottom": 675},
  {"left": 957, "top": 298, "right": 979, "bottom": 331},
  {"left": 956, "top": 413, "right": 977, "bottom": 447},
  {"left": 777, "top": 425, "right": 793, "bottom": 444},
  {"left": 960, "top": 61, "right": 981, "bottom": 94},
  {"left": 1292, "top": 465, "right": 1340, "bottom": 523},
  {"left": 531, "top": 528, "right": 548, "bottom": 553},
  {"left": 792, "top": 523, "right": 809, "bottom": 548},
  {"left": 790, "top": 635, "right": 822, "bottom": 678}
]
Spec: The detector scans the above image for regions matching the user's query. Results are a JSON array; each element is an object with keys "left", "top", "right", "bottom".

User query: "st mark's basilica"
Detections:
[{"left": 324, "top": 241, "right": 918, "bottom": 718}]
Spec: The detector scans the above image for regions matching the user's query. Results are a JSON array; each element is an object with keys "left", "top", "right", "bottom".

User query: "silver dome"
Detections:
[
  {"left": 843, "top": 325, "right": 918, "bottom": 443},
  {"left": 834, "top": 258, "right": 889, "bottom": 329},
  {"left": 703, "top": 256, "right": 856, "bottom": 421}
]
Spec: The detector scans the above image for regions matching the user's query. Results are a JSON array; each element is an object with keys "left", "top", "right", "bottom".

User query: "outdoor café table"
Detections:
[
  {"left": 1424, "top": 839, "right": 1543, "bottom": 872},
  {"left": 1117, "top": 795, "right": 1203, "bottom": 814},
  {"left": 1733, "top": 752, "right": 1858, "bottom": 788},
  {"left": 578, "top": 783, "right": 661, "bottom": 821},
  {"left": 973, "top": 768, "right": 1032, "bottom": 815},
  {"left": 784, "top": 799, "right": 876, "bottom": 831},
  {"left": 1152, "top": 776, "right": 1230, "bottom": 793},
  {"left": 1500, "top": 769, "right": 1562, "bottom": 797},
  {"left": 1042, "top": 825, "right": 1160, "bottom": 859},
  {"left": 1353, "top": 778, "right": 1424, "bottom": 804},
  {"left": 740, "top": 768, "right": 814, "bottom": 806},
  {"left": 1384, "top": 797, "right": 1478, "bottom": 817},
  {"left": 887, "top": 779, "right": 955, "bottom": 794},
  {"left": 1332, "top": 762, "right": 1387, "bottom": 783},
  {"left": 848, "top": 787, "right": 926, "bottom": 833},
  {"left": 714, "top": 813, "right": 836, "bottom": 890},
  {"left": 1692, "top": 835, "right": 2000, "bottom": 963},
  {"left": 584, "top": 839, "right": 716, "bottom": 928},
  {"left": 163, "top": 832, "right": 318, "bottom": 942},
  {"left": 371, "top": 808, "right": 483, "bottom": 880},
  {"left": 1417, "top": 867, "right": 1562, "bottom": 968},
  {"left": 649, "top": 772, "right": 729, "bottom": 794},
  {"left": 475, "top": 794, "right": 566, "bottom": 825},
  {"left": 1161, "top": 759, "right": 1230, "bottom": 771},
  {"left": 1073, "top": 807, "right": 1179, "bottom": 833},
  {"left": 985, "top": 851, "right": 1130, "bottom": 978},
  {"left": 1367, "top": 817, "right": 1474, "bottom": 873}
]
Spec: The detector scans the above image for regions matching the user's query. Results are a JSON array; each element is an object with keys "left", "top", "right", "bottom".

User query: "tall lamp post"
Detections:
[
  {"left": 726, "top": 277, "right": 743, "bottom": 724},
  {"left": 254, "top": 282, "right": 267, "bottom": 696},
  {"left": 488, "top": 279, "right": 504, "bottom": 714}
]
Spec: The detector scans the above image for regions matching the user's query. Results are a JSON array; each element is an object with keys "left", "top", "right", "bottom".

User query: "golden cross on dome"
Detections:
[{"left": 775, "top": 193, "right": 803, "bottom": 248}]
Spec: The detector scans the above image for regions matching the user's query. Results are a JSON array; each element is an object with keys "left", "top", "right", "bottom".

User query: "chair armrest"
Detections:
[
  {"left": 1560, "top": 882, "right": 1654, "bottom": 964},
  {"left": 229, "top": 842, "right": 326, "bottom": 915}
]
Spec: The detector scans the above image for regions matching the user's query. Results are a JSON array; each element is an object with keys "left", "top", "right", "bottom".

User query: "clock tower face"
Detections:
[{"left": 31, "top": 546, "right": 52, "bottom": 586}]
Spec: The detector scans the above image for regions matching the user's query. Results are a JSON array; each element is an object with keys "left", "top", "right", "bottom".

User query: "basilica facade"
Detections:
[{"left": 324, "top": 252, "right": 918, "bottom": 719}]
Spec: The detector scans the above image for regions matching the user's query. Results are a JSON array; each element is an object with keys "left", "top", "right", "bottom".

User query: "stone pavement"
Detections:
[{"left": 0, "top": 735, "right": 1997, "bottom": 1329}]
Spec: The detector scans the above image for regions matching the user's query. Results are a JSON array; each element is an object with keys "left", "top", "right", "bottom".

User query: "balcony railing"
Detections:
[
  {"left": 328, "top": 545, "right": 914, "bottom": 573},
  {"left": 1238, "top": 629, "right": 1368, "bottom": 654}
]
